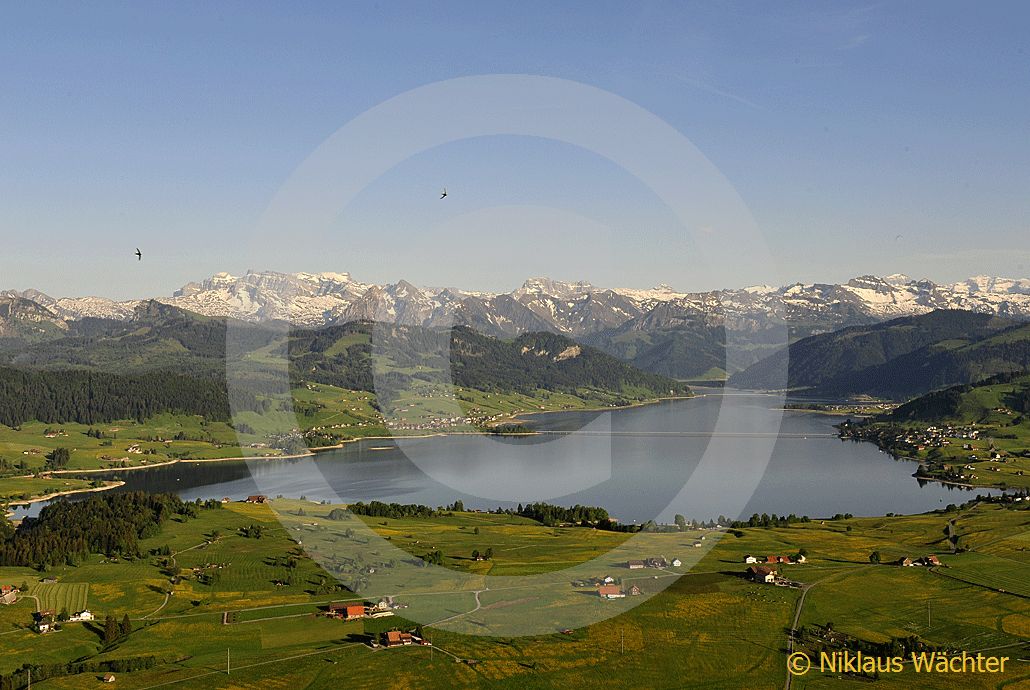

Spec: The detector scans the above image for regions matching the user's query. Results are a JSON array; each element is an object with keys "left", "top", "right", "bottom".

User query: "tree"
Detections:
[
  {"left": 473, "top": 527, "right": 480, "bottom": 535},
  {"left": 869, "top": 551, "right": 881, "bottom": 564},
  {"left": 57, "top": 607, "right": 69, "bottom": 622},
  {"left": 103, "top": 615, "right": 119, "bottom": 644},
  {"left": 471, "top": 549, "right": 480, "bottom": 561},
  {"left": 46, "top": 447, "right": 71, "bottom": 469},
  {"left": 674, "top": 514, "right": 687, "bottom": 531},
  {"left": 120, "top": 614, "right": 132, "bottom": 637},
  {"left": 484, "top": 547, "right": 493, "bottom": 560}
]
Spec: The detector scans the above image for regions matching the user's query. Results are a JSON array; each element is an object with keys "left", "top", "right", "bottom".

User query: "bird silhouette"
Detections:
[
  {"left": 440, "top": 188, "right": 447, "bottom": 199},
  {"left": 135, "top": 248, "right": 142, "bottom": 261}
]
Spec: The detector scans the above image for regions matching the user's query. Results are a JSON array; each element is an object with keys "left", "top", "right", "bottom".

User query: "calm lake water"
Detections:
[{"left": 13, "top": 392, "right": 998, "bottom": 522}]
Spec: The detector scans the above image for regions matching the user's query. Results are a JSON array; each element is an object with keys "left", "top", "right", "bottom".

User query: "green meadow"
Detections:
[{"left": 0, "top": 499, "right": 1025, "bottom": 688}]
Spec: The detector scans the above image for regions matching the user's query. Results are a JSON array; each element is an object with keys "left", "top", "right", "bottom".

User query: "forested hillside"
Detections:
[
  {"left": 0, "top": 304, "right": 686, "bottom": 432},
  {"left": 730, "top": 310, "right": 1030, "bottom": 399},
  {"left": 884, "top": 372, "right": 1030, "bottom": 423},
  {"left": 0, "top": 367, "right": 261, "bottom": 426},
  {"left": 288, "top": 322, "right": 689, "bottom": 401}
]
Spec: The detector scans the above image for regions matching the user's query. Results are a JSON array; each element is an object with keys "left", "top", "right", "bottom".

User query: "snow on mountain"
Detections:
[{"left": 8, "top": 272, "right": 1030, "bottom": 336}]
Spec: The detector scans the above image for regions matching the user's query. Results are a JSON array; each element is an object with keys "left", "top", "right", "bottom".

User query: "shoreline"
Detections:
[
  {"left": 841, "top": 435, "right": 1020, "bottom": 493},
  {"left": 11, "top": 394, "right": 694, "bottom": 508},
  {"left": 5, "top": 479, "right": 125, "bottom": 518}
]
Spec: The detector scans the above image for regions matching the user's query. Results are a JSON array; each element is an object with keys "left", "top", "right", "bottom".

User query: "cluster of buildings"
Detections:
[
  {"left": 744, "top": 553, "right": 806, "bottom": 587},
  {"left": 324, "top": 599, "right": 403, "bottom": 620},
  {"left": 597, "top": 584, "right": 642, "bottom": 599},
  {"left": 32, "top": 608, "right": 94, "bottom": 634},
  {"left": 380, "top": 629, "right": 432, "bottom": 647},
  {"left": 745, "top": 566, "right": 802, "bottom": 588},
  {"left": 625, "top": 556, "right": 681, "bottom": 570},
  {"left": 743, "top": 554, "right": 806, "bottom": 565},
  {"left": 894, "top": 424, "right": 982, "bottom": 452}
]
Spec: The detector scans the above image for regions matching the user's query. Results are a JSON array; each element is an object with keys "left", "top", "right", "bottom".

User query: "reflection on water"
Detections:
[{"left": 11, "top": 392, "right": 999, "bottom": 521}]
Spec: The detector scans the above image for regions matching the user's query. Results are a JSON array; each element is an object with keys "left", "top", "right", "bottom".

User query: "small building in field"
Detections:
[
  {"left": 794, "top": 554, "right": 807, "bottom": 564},
  {"left": 671, "top": 558, "right": 682, "bottom": 567},
  {"left": 626, "top": 560, "right": 645, "bottom": 570},
  {"left": 70, "top": 609, "right": 94, "bottom": 622},
  {"left": 628, "top": 585, "right": 642, "bottom": 596},
  {"left": 0, "top": 585, "right": 17, "bottom": 606},
  {"left": 102, "top": 673, "right": 116, "bottom": 683},
  {"left": 744, "top": 555, "right": 758, "bottom": 564},
  {"left": 922, "top": 555, "right": 941, "bottom": 566},
  {"left": 245, "top": 495, "right": 268, "bottom": 504},
  {"left": 327, "top": 602, "right": 365, "bottom": 619},
  {"left": 597, "top": 585, "right": 625, "bottom": 599},
  {"left": 384, "top": 630, "right": 413, "bottom": 647},
  {"left": 747, "top": 566, "right": 777, "bottom": 584},
  {"left": 899, "top": 557, "right": 915, "bottom": 567}
]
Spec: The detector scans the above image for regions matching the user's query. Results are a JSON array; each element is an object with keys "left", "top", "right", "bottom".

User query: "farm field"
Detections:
[{"left": 0, "top": 498, "right": 1025, "bottom": 687}]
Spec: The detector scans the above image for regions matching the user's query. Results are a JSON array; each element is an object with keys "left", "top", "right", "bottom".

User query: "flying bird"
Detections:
[
  {"left": 135, "top": 248, "right": 142, "bottom": 261},
  {"left": 440, "top": 188, "right": 447, "bottom": 199}
]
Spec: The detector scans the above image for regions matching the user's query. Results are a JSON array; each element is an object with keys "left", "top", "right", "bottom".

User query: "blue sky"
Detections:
[{"left": 1, "top": 1, "right": 1028, "bottom": 298}]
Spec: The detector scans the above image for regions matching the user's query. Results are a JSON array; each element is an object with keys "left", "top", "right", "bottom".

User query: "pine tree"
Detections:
[{"left": 103, "top": 615, "right": 118, "bottom": 644}]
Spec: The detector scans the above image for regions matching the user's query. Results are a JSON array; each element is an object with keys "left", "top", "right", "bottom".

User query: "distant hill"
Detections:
[
  {"left": 0, "top": 303, "right": 688, "bottom": 409},
  {"left": 0, "top": 300, "right": 277, "bottom": 375},
  {"left": 729, "top": 310, "right": 1030, "bottom": 399},
  {"left": 288, "top": 322, "right": 690, "bottom": 404},
  {"left": 884, "top": 372, "right": 1030, "bottom": 424}
]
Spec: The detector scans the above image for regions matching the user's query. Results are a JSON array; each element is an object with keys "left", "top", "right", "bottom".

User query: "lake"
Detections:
[{"left": 12, "top": 392, "right": 998, "bottom": 522}]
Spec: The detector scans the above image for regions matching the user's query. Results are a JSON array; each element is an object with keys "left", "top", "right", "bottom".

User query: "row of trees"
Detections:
[
  {"left": 516, "top": 502, "right": 610, "bottom": 526},
  {"left": 347, "top": 501, "right": 440, "bottom": 519},
  {"left": 728, "top": 513, "right": 812, "bottom": 529}
]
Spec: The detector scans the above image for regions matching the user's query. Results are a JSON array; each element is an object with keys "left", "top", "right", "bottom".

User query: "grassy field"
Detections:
[
  {"left": 0, "top": 499, "right": 1026, "bottom": 688},
  {"left": 0, "top": 475, "right": 101, "bottom": 503}
]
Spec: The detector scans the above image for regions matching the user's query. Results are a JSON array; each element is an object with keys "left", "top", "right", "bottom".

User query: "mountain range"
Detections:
[{"left": 3, "top": 271, "right": 1030, "bottom": 380}]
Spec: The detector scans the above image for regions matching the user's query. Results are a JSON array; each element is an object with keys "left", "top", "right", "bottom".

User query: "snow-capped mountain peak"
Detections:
[{"left": 9, "top": 271, "right": 1030, "bottom": 337}]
